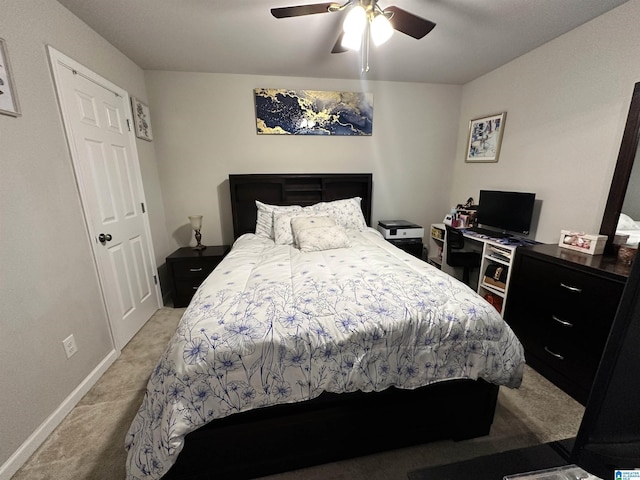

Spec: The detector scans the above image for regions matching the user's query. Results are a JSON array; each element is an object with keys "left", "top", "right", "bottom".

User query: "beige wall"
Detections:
[
  {"left": 145, "top": 72, "right": 462, "bottom": 251},
  {"left": 0, "top": 0, "right": 167, "bottom": 472},
  {"left": 451, "top": 0, "right": 640, "bottom": 243}
]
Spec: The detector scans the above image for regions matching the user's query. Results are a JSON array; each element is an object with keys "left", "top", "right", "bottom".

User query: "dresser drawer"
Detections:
[{"left": 505, "top": 244, "right": 627, "bottom": 404}]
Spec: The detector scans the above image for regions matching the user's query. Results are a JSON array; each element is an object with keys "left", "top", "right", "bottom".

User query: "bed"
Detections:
[{"left": 125, "top": 173, "right": 525, "bottom": 480}]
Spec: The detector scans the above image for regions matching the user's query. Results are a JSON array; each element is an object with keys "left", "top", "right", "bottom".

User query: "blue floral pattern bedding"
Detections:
[{"left": 125, "top": 229, "right": 525, "bottom": 479}]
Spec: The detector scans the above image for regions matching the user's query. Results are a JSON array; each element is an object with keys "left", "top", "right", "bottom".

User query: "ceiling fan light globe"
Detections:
[
  {"left": 371, "top": 14, "right": 393, "bottom": 46},
  {"left": 342, "top": 5, "right": 366, "bottom": 35},
  {"left": 341, "top": 29, "right": 362, "bottom": 51}
]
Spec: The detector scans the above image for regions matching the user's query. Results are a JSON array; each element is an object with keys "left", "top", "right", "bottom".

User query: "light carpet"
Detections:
[{"left": 12, "top": 307, "right": 585, "bottom": 480}]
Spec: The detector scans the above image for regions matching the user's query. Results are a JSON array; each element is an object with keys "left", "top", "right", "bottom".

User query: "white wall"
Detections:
[
  {"left": 0, "top": 0, "right": 167, "bottom": 474},
  {"left": 145, "top": 72, "right": 462, "bottom": 250},
  {"left": 451, "top": 0, "right": 640, "bottom": 243}
]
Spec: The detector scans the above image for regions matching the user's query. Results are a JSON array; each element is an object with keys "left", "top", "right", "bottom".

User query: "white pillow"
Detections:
[
  {"left": 310, "top": 197, "right": 367, "bottom": 231},
  {"left": 255, "top": 201, "right": 302, "bottom": 238},
  {"left": 273, "top": 211, "right": 316, "bottom": 245},
  {"left": 617, "top": 213, "right": 640, "bottom": 231},
  {"left": 295, "top": 224, "right": 351, "bottom": 252}
]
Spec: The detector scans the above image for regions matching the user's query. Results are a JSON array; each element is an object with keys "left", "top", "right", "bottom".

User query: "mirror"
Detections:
[{"left": 599, "top": 81, "right": 640, "bottom": 253}]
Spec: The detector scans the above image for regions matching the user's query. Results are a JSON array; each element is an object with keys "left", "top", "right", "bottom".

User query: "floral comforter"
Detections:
[{"left": 125, "top": 228, "right": 524, "bottom": 479}]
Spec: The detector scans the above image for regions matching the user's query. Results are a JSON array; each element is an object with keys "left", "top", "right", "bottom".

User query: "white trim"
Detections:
[{"left": 0, "top": 350, "right": 118, "bottom": 480}]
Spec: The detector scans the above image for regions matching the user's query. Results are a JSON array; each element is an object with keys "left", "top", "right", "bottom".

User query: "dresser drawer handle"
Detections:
[
  {"left": 544, "top": 346, "right": 565, "bottom": 361},
  {"left": 189, "top": 267, "right": 203, "bottom": 272},
  {"left": 192, "top": 286, "right": 199, "bottom": 290},
  {"left": 551, "top": 315, "right": 574, "bottom": 328},
  {"left": 560, "top": 282, "right": 582, "bottom": 293}
]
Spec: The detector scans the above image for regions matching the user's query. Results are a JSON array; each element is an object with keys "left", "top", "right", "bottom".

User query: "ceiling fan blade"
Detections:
[
  {"left": 331, "top": 33, "right": 349, "bottom": 53},
  {"left": 385, "top": 6, "right": 436, "bottom": 39},
  {"left": 271, "top": 3, "right": 337, "bottom": 19}
]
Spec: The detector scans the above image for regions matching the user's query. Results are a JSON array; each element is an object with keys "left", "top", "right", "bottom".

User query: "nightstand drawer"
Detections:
[
  {"left": 166, "top": 245, "right": 230, "bottom": 307},
  {"left": 172, "top": 260, "right": 216, "bottom": 278}
]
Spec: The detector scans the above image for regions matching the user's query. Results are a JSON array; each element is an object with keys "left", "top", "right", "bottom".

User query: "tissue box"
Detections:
[{"left": 558, "top": 230, "right": 607, "bottom": 255}]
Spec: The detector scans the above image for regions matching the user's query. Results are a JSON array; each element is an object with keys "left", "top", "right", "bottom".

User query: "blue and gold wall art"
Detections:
[{"left": 254, "top": 88, "right": 373, "bottom": 136}]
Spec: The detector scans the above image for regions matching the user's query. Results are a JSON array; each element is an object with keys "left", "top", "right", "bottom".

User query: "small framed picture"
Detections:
[
  {"left": 465, "top": 112, "right": 506, "bottom": 163},
  {"left": 131, "top": 96, "right": 153, "bottom": 141},
  {"left": 0, "top": 38, "right": 21, "bottom": 117}
]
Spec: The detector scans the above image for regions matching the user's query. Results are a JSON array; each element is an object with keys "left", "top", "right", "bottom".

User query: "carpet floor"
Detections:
[{"left": 12, "top": 307, "right": 585, "bottom": 480}]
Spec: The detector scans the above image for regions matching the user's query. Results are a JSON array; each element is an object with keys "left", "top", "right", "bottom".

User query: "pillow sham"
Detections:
[
  {"left": 255, "top": 201, "right": 302, "bottom": 238},
  {"left": 310, "top": 197, "right": 367, "bottom": 231},
  {"left": 295, "top": 224, "right": 351, "bottom": 253}
]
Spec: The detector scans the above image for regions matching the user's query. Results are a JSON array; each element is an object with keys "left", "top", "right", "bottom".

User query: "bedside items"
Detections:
[{"left": 166, "top": 245, "right": 230, "bottom": 307}]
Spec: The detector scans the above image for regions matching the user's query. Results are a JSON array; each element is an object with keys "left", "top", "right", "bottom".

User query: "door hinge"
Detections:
[
  {"left": 153, "top": 274, "right": 158, "bottom": 285},
  {"left": 141, "top": 202, "right": 146, "bottom": 213},
  {"left": 126, "top": 118, "right": 132, "bottom": 131}
]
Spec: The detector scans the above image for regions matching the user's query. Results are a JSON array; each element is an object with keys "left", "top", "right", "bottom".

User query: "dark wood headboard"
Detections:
[{"left": 229, "top": 173, "right": 373, "bottom": 239}]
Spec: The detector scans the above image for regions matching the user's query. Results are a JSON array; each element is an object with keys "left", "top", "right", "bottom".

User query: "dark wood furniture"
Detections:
[
  {"left": 166, "top": 245, "right": 230, "bottom": 307},
  {"left": 600, "top": 81, "right": 640, "bottom": 253},
  {"left": 163, "top": 173, "right": 503, "bottom": 480},
  {"left": 504, "top": 243, "right": 630, "bottom": 405},
  {"left": 387, "top": 237, "right": 424, "bottom": 259}
]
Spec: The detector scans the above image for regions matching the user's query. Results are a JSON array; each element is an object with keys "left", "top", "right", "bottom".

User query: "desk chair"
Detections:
[{"left": 445, "top": 226, "right": 482, "bottom": 285}]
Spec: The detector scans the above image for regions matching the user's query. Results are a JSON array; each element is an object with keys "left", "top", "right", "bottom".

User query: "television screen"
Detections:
[{"left": 476, "top": 190, "right": 536, "bottom": 235}]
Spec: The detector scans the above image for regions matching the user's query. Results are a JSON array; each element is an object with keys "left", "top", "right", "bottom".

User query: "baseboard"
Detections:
[{"left": 0, "top": 349, "right": 118, "bottom": 480}]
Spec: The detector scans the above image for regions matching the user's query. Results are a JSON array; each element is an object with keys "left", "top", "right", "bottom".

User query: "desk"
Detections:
[{"left": 430, "top": 224, "right": 537, "bottom": 316}]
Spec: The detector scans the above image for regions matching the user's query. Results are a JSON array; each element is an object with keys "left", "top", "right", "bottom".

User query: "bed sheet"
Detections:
[{"left": 125, "top": 228, "right": 525, "bottom": 479}]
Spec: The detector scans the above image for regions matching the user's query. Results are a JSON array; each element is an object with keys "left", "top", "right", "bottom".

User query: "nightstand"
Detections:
[{"left": 166, "top": 245, "right": 230, "bottom": 307}]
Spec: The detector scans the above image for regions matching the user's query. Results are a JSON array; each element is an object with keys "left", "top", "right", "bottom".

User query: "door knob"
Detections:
[{"left": 98, "top": 233, "right": 113, "bottom": 243}]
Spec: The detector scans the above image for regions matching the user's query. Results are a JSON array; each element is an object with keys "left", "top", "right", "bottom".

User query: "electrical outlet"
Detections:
[{"left": 62, "top": 334, "right": 78, "bottom": 359}]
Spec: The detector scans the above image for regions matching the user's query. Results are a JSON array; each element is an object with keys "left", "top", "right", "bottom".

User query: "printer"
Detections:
[{"left": 377, "top": 220, "right": 424, "bottom": 240}]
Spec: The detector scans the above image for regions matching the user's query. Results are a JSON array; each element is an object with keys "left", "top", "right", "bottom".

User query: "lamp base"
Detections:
[{"left": 192, "top": 244, "right": 207, "bottom": 251}]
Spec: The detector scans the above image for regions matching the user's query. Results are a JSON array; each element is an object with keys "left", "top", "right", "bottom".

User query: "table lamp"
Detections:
[{"left": 188, "top": 215, "right": 206, "bottom": 250}]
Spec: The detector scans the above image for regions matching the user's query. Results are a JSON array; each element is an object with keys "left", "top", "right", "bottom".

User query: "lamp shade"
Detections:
[
  {"left": 188, "top": 215, "right": 203, "bottom": 231},
  {"left": 371, "top": 14, "right": 393, "bottom": 46},
  {"left": 341, "top": 5, "right": 366, "bottom": 51}
]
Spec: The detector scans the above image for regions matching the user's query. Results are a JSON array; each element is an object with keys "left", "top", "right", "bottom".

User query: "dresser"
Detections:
[
  {"left": 166, "top": 245, "right": 230, "bottom": 307},
  {"left": 504, "top": 243, "right": 630, "bottom": 405}
]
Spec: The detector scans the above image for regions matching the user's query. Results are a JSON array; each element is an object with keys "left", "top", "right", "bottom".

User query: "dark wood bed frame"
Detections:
[{"left": 164, "top": 173, "right": 500, "bottom": 480}]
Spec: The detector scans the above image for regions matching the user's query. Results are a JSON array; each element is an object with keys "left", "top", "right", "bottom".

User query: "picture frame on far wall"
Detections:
[
  {"left": 465, "top": 112, "right": 506, "bottom": 163},
  {"left": 0, "top": 38, "right": 21, "bottom": 117},
  {"left": 131, "top": 96, "right": 153, "bottom": 141}
]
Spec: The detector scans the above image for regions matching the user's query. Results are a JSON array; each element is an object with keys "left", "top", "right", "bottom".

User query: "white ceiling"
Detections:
[{"left": 56, "top": 0, "right": 629, "bottom": 84}]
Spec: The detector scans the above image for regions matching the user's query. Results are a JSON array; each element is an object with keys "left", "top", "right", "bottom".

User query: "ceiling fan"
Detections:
[{"left": 271, "top": 0, "right": 436, "bottom": 71}]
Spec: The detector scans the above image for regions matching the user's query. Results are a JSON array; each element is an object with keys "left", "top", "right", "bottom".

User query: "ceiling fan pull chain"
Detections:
[{"left": 362, "top": 23, "right": 370, "bottom": 72}]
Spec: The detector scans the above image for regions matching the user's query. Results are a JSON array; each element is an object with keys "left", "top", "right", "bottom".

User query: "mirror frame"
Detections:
[{"left": 600, "top": 81, "right": 640, "bottom": 253}]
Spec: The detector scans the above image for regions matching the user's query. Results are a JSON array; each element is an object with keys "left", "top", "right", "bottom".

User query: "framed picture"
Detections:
[
  {"left": 131, "top": 96, "right": 153, "bottom": 141},
  {"left": 0, "top": 38, "right": 21, "bottom": 117},
  {"left": 465, "top": 112, "right": 506, "bottom": 162}
]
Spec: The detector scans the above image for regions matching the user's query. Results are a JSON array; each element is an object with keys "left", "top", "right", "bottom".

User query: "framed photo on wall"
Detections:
[
  {"left": 131, "top": 96, "right": 153, "bottom": 141},
  {"left": 0, "top": 38, "right": 21, "bottom": 117},
  {"left": 465, "top": 112, "right": 506, "bottom": 162}
]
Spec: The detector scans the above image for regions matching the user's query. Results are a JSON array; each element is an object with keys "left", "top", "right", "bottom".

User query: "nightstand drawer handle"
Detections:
[
  {"left": 560, "top": 282, "right": 582, "bottom": 293},
  {"left": 189, "top": 267, "right": 203, "bottom": 272},
  {"left": 544, "top": 346, "right": 565, "bottom": 361},
  {"left": 192, "top": 286, "right": 199, "bottom": 290},
  {"left": 551, "top": 315, "right": 574, "bottom": 328}
]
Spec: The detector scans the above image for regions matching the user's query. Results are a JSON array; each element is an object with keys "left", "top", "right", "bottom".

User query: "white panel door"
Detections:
[{"left": 49, "top": 48, "right": 160, "bottom": 349}]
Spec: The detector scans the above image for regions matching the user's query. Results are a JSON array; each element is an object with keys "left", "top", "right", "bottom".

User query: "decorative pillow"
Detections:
[
  {"left": 310, "top": 197, "right": 367, "bottom": 231},
  {"left": 295, "top": 224, "right": 351, "bottom": 253},
  {"left": 255, "top": 201, "right": 302, "bottom": 238},
  {"left": 273, "top": 210, "right": 316, "bottom": 245},
  {"left": 618, "top": 213, "right": 640, "bottom": 230}
]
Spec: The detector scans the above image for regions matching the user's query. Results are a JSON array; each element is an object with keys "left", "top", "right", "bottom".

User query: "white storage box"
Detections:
[{"left": 558, "top": 230, "right": 607, "bottom": 255}]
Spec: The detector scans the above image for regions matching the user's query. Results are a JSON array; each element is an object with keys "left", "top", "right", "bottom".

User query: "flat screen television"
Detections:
[{"left": 476, "top": 190, "right": 536, "bottom": 235}]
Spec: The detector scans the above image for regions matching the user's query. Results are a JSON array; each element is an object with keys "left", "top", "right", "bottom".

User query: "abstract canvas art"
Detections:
[{"left": 254, "top": 88, "right": 373, "bottom": 136}]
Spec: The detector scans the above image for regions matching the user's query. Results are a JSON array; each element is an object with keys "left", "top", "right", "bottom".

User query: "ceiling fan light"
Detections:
[
  {"left": 341, "top": 29, "right": 362, "bottom": 51},
  {"left": 371, "top": 14, "right": 393, "bottom": 46},
  {"left": 342, "top": 5, "right": 366, "bottom": 35}
]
